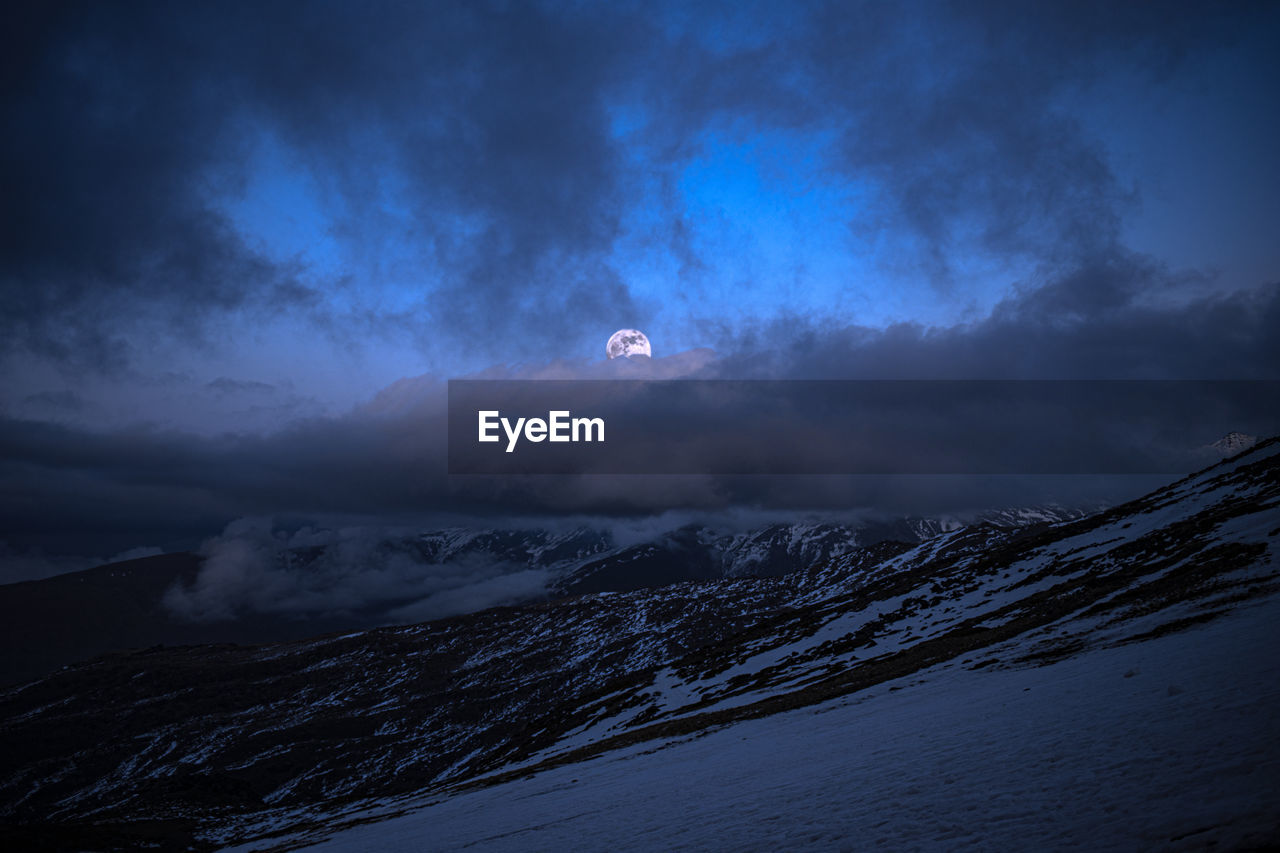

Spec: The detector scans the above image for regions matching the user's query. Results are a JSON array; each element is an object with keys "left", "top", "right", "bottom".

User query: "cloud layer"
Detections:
[
  {"left": 2, "top": 1, "right": 1277, "bottom": 576},
  {"left": 3, "top": 1, "right": 1275, "bottom": 376},
  {"left": 2, "top": 268, "right": 1276, "bottom": 563},
  {"left": 163, "top": 517, "right": 551, "bottom": 624}
]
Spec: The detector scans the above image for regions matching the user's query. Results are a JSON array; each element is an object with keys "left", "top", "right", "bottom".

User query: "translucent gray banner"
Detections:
[{"left": 447, "top": 380, "right": 1279, "bottom": 475}]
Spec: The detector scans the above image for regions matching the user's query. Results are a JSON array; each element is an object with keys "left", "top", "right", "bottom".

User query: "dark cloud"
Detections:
[
  {"left": 1, "top": 4, "right": 301, "bottom": 369},
  {"left": 635, "top": 0, "right": 1263, "bottom": 286},
  {"left": 4, "top": 1, "right": 1270, "bottom": 371},
  {"left": 20, "top": 389, "right": 85, "bottom": 412},
  {"left": 1, "top": 1, "right": 654, "bottom": 369},
  {"left": 797, "top": 0, "right": 1233, "bottom": 282},
  {"left": 206, "top": 377, "right": 275, "bottom": 395},
  {"left": 1, "top": 272, "right": 1276, "bottom": 560},
  {"left": 717, "top": 251, "right": 1280, "bottom": 379}
]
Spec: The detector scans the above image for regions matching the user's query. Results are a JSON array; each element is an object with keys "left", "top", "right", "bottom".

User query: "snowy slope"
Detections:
[
  {"left": 0, "top": 440, "right": 1276, "bottom": 850},
  {"left": 256, "top": 588, "right": 1280, "bottom": 852}
]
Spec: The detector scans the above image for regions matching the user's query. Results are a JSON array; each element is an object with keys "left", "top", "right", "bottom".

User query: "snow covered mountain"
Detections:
[
  {"left": 0, "top": 442, "right": 1275, "bottom": 850},
  {"left": 237, "top": 510, "right": 1094, "bottom": 601},
  {"left": 0, "top": 508, "right": 1090, "bottom": 689},
  {"left": 1210, "top": 431, "right": 1259, "bottom": 456},
  {"left": 398, "top": 507, "right": 1092, "bottom": 597}
]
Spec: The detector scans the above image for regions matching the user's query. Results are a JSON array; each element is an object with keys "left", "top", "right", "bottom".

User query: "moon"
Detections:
[{"left": 606, "top": 329, "right": 652, "bottom": 359}]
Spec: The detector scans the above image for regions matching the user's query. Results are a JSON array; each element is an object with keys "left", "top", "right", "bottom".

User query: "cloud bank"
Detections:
[
  {"left": 2, "top": 1, "right": 1277, "bottom": 578},
  {"left": 3, "top": 1, "right": 1274, "bottom": 375},
  {"left": 163, "top": 517, "right": 552, "bottom": 624},
  {"left": 1, "top": 268, "right": 1276, "bottom": 563}
]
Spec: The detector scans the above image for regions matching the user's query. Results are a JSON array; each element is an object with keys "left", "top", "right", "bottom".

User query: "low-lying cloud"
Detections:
[{"left": 163, "top": 517, "right": 552, "bottom": 624}]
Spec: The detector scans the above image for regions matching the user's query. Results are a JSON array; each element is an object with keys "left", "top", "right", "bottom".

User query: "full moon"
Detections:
[{"left": 606, "top": 329, "right": 652, "bottom": 359}]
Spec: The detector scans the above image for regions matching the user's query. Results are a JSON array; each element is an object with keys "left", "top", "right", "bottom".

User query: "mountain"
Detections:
[
  {"left": 0, "top": 439, "right": 1275, "bottom": 850},
  {"left": 0, "top": 554, "right": 373, "bottom": 688},
  {"left": 551, "top": 507, "right": 1090, "bottom": 595},
  {"left": 401, "top": 526, "right": 613, "bottom": 569},
  {"left": 1211, "top": 431, "right": 1258, "bottom": 456},
  {"left": 0, "top": 508, "right": 1088, "bottom": 686}
]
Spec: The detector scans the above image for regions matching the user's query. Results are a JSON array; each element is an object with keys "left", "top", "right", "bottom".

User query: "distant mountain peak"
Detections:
[{"left": 1209, "top": 432, "right": 1257, "bottom": 456}]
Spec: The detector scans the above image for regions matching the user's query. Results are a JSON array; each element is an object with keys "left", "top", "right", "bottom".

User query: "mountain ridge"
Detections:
[
  {"left": 0, "top": 438, "right": 1275, "bottom": 850},
  {"left": 0, "top": 506, "right": 1090, "bottom": 687}
]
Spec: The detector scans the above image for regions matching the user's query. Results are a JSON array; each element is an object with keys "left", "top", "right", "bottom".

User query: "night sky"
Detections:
[{"left": 3, "top": 1, "right": 1279, "bottom": 583}]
